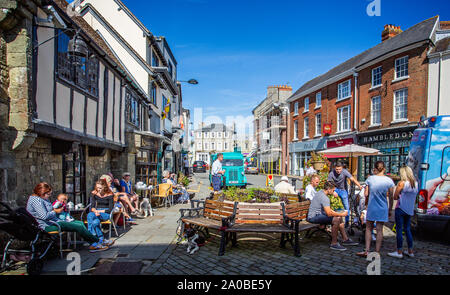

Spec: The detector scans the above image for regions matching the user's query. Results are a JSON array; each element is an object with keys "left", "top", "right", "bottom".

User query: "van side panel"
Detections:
[
  {"left": 408, "top": 129, "right": 431, "bottom": 190},
  {"left": 426, "top": 123, "right": 450, "bottom": 215}
]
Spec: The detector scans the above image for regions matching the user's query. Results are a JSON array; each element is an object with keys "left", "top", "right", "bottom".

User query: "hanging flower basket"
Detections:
[{"left": 312, "top": 161, "right": 326, "bottom": 171}]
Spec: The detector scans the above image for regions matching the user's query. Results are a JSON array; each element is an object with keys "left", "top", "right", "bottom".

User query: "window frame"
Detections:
[
  {"left": 371, "top": 96, "right": 382, "bottom": 125},
  {"left": 337, "top": 79, "right": 352, "bottom": 101},
  {"left": 293, "top": 120, "right": 299, "bottom": 140},
  {"left": 315, "top": 113, "right": 322, "bottom": 137},
  {"left": 304, "top": 117, "right": 309, "bottom": 138},
  {"left": 316, "top": 92, "right": 322, "bottom": 108},
  {"left": 294, "top": 102, "right": 299, "bottom": 116},
  {"left": 304, "top": 97, "right": 310, "bottom": 113},
  {"left": 394, "top": 88, "right": 408, "bottom": 121},
  {"left": 337, "top": 105, "right": 351, "bottom": 132},
  {"left": 372, "top": 66, "right": 382, "bottom": 88},
  {"left": 395, "top": 56, "right": 409, "bottom": 80}
]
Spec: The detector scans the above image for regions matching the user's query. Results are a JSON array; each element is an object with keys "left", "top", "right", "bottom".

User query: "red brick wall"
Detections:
[
  {"left": 358, "top": 45, "right": 429, "bottom": 132},
  {"left": 289, "top": 75, "right": 355, "bottom": 142}
]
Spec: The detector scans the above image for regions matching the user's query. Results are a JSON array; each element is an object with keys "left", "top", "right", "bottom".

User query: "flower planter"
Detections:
[{"left": 312, "top": 161, "right": 325, "bottom": 171}]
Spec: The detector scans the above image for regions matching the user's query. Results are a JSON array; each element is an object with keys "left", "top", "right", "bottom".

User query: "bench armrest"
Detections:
[
  {"left": 284, "top": 216, "right": 300, "bottom": 230},
  {"left": 179, "top": 207, "right": 204, "bottom": 219},
  {"left": 222, "top": 213, "right": 236, "bottom": 228},
  {"left": 190, "top": 200, "right": 205, "bottom": 209}
]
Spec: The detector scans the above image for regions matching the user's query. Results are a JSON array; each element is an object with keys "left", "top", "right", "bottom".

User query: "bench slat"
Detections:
[
  {"left": 237, "top": 215, "right": 283, "bottom": 220},
  {"left": 237, "top": 209, "right": 282, "bottom": 214},
  {"left": 237, "top": 204, "right": 281, "bottom": 210},
  {"left": 236, "top": 220, "right": 283, "bottom": 224},
  {"left": 226, "top": 224, "right": 294, "bottom": 233},
  {"left": 204, "top": 209, "right": 233, "bottom": 217}
]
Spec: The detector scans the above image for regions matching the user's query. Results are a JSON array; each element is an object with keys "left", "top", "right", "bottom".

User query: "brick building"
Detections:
[{"left": 287, "top": 16, "right": 450, "bottom": 180}]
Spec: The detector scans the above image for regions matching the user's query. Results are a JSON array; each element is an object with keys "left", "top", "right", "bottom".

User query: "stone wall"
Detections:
[
  {"left": 86, "top": 148, "right": 112, "bottom": 193},
  {"left": 13, "top": 137, "right": 62, "bottom": 207}
]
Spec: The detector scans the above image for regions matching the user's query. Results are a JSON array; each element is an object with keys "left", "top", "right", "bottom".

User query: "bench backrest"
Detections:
[
  {"left": 235, "top": 203, "right": 284, "bottom": 224},
  {"left": 275, "top": 193, "right": 300, "bottom": 204},
  {"left": 285, "top": 201, "right": 311, "bottom": 220},
  {"left": 203, "top": 199, "right": 234, "bottom": 221}
]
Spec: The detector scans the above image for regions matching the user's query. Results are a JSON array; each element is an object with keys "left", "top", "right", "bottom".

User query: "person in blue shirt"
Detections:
[{"left": 120, "top": 172, "right": 140, "bottom": 213}]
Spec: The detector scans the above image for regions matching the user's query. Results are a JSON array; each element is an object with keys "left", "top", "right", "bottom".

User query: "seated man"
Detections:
[
  {"left": 305, "top": 174, "right": 320, "bottom": 201},
  {"left": 307, "top": 181, "right": 358, "bottom": 251},
  {"left": 274, "top": 176, "right": 297, "bottom": 195}
]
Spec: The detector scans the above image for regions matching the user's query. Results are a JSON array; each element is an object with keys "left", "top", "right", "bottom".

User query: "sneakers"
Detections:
[
  {"left": 89, "top": 244, "right": 109, "bottom": 253},
  {"left": 330, "top": 243, "right": 347, "bottom": 251},
  {"left": 102, "top": 239, "right": 115, "bottom": 247},
  {"left": 388, "top": 251, "right": 403, "bottom": 259},
  {"left": 342, "top": 239, "right": 359, "bottom": 246},
  {"left": 403, "top": 251, "right": 415, "bottom": 258}
]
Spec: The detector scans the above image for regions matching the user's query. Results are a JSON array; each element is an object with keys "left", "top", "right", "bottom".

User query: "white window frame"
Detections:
[
  {"left": 315, "top": 113, "right": 322, "bottom": 137},
  {"left": 293, "top": 120, "right": 299, "bottom": 140},
  {"left": 218, "top": 132, "right": 222, "bottom": 138},
  {"left": 211, "top": 132, "right": 215, "bottom": 138},
  {"left": 204, "top": 143, "right": 209, "bottom": 150},
  {"left": 205, "top": 132, "right": 209, "bottom": 138},
  {"left": 224, "top": 142, "right": 229, "bottom": 150},
  {"left": 304, "top": 117, "right": 309, "bottom": 139},
  {"left": 211, "top": 142, "right": 215, "bottom": 150},
  {"left": 197, "top": 132, "right": 202, "bottom": 139},
  {"left": 371, "top": 96, "right": 382, "bottom": 126},
  {"left": 304, "top": 97, "right": 309, "bottom": 113},
  {"left": 217, "top": 142, "right": 222, "bottom": 151},
  {"left": 394, "top": 88, "right": 408, "bottom": 121},
  {"left": 197, "top": 142, "right": 202, "bottom": 150},
  {"left": 316, "top": 92, "right": 322, "bottom": 108},
  {"left": 224, "top": 132, "right": 229, "bottom": 138},
  {"left": 337, "top": 79, "right": 352, "bottom": 101},
  {"left": 294, "top": 102, "right": 299, "bottom": 116},
  {"left": 372, "top": 66, "right": 382, "bottom": 88},
  {"left": 395, "top": 56, "right": 409, "bottom": 80},
  {"left": 337, "top": 105, "right": 351, "bottom": 132}
]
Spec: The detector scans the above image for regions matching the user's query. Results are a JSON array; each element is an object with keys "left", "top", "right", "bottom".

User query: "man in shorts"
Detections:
[{"left": 307, "top": 181, "right": 359, "bottom": 251}]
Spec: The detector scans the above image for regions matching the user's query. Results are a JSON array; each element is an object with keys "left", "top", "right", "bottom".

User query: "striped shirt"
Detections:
[{"left": 26, "top": 195, "right": 59, "bottom": 230}]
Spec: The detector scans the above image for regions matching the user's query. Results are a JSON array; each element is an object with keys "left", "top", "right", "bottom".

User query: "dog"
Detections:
[
  {"left": 140, "top": 197, "right": 151, "bottom": 217},
  {"left": 183, "top": 228, "right": 205, "bottom": 255}
]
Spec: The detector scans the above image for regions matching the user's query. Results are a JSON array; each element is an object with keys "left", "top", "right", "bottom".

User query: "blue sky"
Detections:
[{"left": 120, "top": 0, "right": 450, "bottom": 131}]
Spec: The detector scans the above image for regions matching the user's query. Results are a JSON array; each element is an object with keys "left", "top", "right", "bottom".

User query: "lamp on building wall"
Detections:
[
  {"left": 178, "top": 79, "right": 199, "bottom": 85},
  {"left": 68, "top": 31, "right": 88, "bottom": 58}
]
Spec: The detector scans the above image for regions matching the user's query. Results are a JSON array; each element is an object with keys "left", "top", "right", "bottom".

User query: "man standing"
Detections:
[
  {"left": 328, "top": 162, "right": 362, "bottom": 227},
  {"left": 274, "top": 176, "right": 297, "bottom": 194},
  {"left": 305, "top": 174, "right": 320, "bottom": 201},
  {"left": 211, "top": 153, "right": 226, "bottom": 192},
  {"left": 307, "top": 181, "right": 358, "bottom": 251},
  {"left": 183, "top": 157, "right": 190, "bottom": 176}
]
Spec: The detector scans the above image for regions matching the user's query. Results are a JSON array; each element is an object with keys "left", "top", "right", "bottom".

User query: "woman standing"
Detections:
[
  {"left": 357, "top": 161, "right": 395, "bottom": 257},
  {"left": 388, "top": 166, "right": 418, "bottom": 258},
  {"left": 26, "top": 183, "right": 107, "bottom": 253}
]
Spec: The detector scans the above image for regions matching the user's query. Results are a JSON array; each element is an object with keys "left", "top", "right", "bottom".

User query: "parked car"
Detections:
[
  {"left": 193, "top": 161, "right": 207, "bottom": 173},
  {"left": 245, "top": 165, "right": 259, "bottom": 175},
  {"left": 407, "top": 115, "right": 450, "bottom": 243}
]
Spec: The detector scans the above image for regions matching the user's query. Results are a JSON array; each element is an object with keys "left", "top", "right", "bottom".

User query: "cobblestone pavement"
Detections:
[{"left": 149, "top": 228, "right": 450, "bottom": 275}]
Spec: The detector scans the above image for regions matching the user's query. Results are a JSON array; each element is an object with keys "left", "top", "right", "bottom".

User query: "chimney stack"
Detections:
[{"left": 382, "top": 24, "right": 402, "bottom": 42}]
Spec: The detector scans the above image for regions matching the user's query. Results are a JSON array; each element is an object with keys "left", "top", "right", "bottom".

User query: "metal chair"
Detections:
[
  {"left": 80, "top": 204, "right": 123, "bottom": 241},
  {"left": 152, "top": 184, "right": 172, "bottom": 208},
  {"left": 35, "top": 218, "right": 65, "bottom": 259}
]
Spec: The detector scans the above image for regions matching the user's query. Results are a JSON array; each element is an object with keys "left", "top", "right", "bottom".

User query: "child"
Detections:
[{"left": 52, "top": 194, "right": 75, "bottom": 222}]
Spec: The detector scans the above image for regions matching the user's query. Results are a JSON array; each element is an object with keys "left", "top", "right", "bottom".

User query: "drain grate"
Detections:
[{"left": 116, "top": 253, "right": 129, "bottom": 258}]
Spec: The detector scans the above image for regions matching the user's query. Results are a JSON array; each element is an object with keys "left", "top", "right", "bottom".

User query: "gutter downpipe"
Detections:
[
  {"left": 353, "top": 72, "right": 359, "bottom": 131},
  {"left": 437, "top": 52, "right": 442, "bottom": 116}
]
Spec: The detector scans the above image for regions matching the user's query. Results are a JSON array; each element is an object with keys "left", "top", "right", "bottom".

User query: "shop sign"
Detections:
[
  {"left": 323, "top": 124, "right": 332, "bottom": 135},
  {"left": 327, "top": 138, "right": 354, "bottom": 149},
  {"left": 289, "top": 138, "right": 327, "bottom": 153},
  {"left": 359, "top": 131, "right": 414, "bottom": 145}
]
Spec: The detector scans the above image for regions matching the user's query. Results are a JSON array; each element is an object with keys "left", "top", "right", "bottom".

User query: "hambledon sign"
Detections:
[{"left": 359, "top": 131, "right": 415, "bottom": 144}]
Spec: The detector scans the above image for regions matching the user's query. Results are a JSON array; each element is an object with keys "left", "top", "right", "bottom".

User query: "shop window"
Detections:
[
  {"left": 56, "top": 30, "right": 99, "bottom": 97},
  {"left": 63, "top": 145, "right": 86, "bottom": 206}
]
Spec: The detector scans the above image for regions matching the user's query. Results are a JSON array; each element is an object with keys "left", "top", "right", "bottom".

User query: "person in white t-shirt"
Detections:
[{"left": 305, "top": 174, "right": 320, "bottom": 201}]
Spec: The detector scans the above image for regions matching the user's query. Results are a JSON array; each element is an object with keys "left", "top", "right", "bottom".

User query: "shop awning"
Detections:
[{"left": 324, "top": 154, "right": 346, "bottom": 159}]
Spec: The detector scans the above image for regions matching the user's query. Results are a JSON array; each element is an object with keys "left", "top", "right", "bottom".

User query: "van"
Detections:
[
  {"left": 407, "top": 116, "right": 450, "bottom": 243},
  {"left": 210, "top": 148, "right": 248, "bottom": 189}
]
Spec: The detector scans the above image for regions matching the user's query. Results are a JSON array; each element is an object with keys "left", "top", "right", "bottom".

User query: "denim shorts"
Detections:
[{"left": 307, "top": 214, "right": 333, "bottom": 225}]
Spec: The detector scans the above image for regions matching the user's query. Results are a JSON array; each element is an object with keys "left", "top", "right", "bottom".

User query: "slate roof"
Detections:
[
  {"left": 194, "top": 123, "right": 233, "bottom": 133},
  {"left": 288, "top": 16, "right": 439, "bottom": 102}
]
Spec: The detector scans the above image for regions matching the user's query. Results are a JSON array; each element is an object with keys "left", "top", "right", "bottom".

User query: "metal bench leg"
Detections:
[
  {"left": 218, "top": 230, "right": 227, "bottom": 256},
  {"left": 294, "top": 223, "right": 301, "bottom": 257},
  {"left": 231, "top": 233, "right": 237, "bottom": 247},
  {"left": 280, "top": 233, "right": 287, "bottom": 249},
  {"left": 58, "top": 233, "right": 63, "bottom": 259}
]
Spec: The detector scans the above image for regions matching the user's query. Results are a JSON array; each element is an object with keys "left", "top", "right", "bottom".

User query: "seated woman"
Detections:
[
  {"left": 100, "top": 175, "right": 138, "bottom": 218},
  {"left": 87, "top": 180, "right": 120, "bottom": 249},
  {"left": 162, "top": 171, "right": 190, "bottom": 204},
  {"left": 26, "top": 183, "right": 110, "bottom": 253}
]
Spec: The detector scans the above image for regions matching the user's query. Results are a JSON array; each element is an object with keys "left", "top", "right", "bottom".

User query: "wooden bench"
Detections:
[
  {"left": 178, "top": 199, "right": 234, "bottom": 239},
  {"left": 275, "top": 193, "right": 302, "bottom": 204},
  {"left": 286, "top": 201, "right": 332, "bottom": 240},
  {"left": 220, "top": 202, "right": 302, "bottom": 257}
]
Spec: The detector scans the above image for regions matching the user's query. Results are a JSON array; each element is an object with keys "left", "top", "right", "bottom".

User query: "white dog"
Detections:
[{"left": 140, "top": 197, "right": 152, "bottom": 217}]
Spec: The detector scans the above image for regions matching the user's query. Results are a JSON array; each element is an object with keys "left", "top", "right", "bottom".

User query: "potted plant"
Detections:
[{"left": 308, "top": 152, "right": 327, "bottom": 171}]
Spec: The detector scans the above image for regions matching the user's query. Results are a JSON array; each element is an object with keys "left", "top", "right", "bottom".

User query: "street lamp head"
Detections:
[
  {"left": 187, "top": 79, "right": 199, "bottom": 85},
  {"left": 273, "top": 103, "right": 280, "bottom": 109},
  {"left": 68, "top": 33, "right": 88, "bottom": 57}
]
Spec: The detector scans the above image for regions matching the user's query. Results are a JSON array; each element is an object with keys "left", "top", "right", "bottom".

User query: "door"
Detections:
[{"left": 63, "top": 145, "right": 86, "bottom": 205}]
